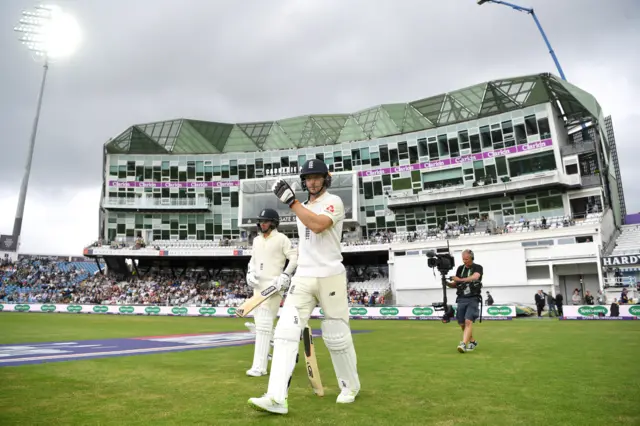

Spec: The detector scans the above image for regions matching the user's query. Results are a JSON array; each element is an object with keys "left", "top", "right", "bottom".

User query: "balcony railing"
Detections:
[
  {"left": 102, "top": 197, "right": 211, "bottom": 210},
  {"left": 387, "top": 171, "right": 581, "bottom": 208},
  {"left": 580, "top": 174, "right": 601, "bottom": 187},
  {"left": 560, "top": 141, "right": 595, "bottom": 156}
]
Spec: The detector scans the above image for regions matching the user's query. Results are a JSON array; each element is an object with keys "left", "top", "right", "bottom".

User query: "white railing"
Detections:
[
  {"left": 387, "top": 171, "right": 581, "bottom": 207},
  {"left": 102, "top": 197, "right": 211, "bottom": 209}
]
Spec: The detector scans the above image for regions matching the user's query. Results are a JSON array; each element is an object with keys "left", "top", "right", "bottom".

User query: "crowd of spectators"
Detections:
[{"left": 1, "top": 258, "right": 389, "bottom": 308}]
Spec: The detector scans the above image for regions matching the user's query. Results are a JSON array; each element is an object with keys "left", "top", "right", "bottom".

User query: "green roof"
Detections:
[{"left": 105, "top": 73, "right": 603, "bottom": 155}]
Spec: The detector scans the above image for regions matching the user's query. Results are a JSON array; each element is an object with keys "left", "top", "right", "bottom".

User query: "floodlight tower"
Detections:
[
  {"left": 12, "top": 5, "right": 81, "bottom": 246},
  {"left": 477, "top": 0, "right": 567, "bottom": 80}
]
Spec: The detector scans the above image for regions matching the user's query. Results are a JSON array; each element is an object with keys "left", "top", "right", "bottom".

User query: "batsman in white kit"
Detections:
[
  {"left": 248, "top": 159, "right": 361, "bottom": 414},
  {"left": 245, "top": 208, "right": 298, "bottom": 377}
]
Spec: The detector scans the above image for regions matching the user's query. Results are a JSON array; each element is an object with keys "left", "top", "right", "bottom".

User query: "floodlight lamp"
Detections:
[{"left": 14, "top": 4, "right": 81, "bottom": 59}]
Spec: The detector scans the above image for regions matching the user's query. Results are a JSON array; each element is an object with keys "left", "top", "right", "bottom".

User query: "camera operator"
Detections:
[{"left": 447, "top": 249, "right": 483, "bottom": 353}]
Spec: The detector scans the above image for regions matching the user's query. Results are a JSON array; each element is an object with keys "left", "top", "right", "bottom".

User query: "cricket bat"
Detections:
[
  {"left": 302, "top": 326, "right": 324, "bottom": 397},
  {"left": 235, "top": 284, "right": 279, "bottom": 318}
]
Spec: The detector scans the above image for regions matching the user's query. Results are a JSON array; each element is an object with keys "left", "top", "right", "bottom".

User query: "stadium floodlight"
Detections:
[
  {"left": 477, "top": 0, "right": 567, "bottom": 81},
  {"left": 10, "top": 5, "right": 81, "bottom": 247}
]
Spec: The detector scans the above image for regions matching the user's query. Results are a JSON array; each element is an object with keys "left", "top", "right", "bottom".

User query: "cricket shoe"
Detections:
[
  {"left": 467, "top": 340, "right": 478, "bottom": 351},
  {"left": 336, "top": 388, "right": 360, "bottom": 404},
  {"left": 457, "top": 342, "right": 467, "bottom": 353},
  {"left": 248, "top": 395, "right": 288, "bottom": 415},
  {"left": 246, "top": 368, "right": 267, "bottom": 377}
]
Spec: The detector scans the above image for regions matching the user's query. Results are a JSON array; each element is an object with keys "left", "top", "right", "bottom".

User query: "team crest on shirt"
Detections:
[{"left": 324, "top": 205, "right": 334, "bottom": 213}]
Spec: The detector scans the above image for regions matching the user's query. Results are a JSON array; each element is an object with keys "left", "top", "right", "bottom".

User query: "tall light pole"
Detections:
[
  {"left": 12, "top": 4, "right": 81, "bottom": 248},
  {"left": 477, "top": 0, "right": 567, "bottom": 81}
]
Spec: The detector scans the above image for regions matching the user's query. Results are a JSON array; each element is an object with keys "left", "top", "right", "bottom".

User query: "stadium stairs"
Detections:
[{"left": 610, "top": 224, "right": 640, "bottom": 256}]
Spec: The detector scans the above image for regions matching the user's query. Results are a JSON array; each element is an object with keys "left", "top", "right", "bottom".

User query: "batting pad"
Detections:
[
  {"left": 267, "top": 305, "right": 302, "bottom": 403},
  {"left": 251, "top": 306, "right": 275, "bottom": 372},
  {"left": 321, "top": 319, "right": 361, "bottom": 392}
]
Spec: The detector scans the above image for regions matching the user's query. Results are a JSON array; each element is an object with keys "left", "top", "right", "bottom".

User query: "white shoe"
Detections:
[
  {"left": 248, "top": 394, "right": 288, "bottom": 414},
  {"left": 246, "top": 368, "right": 267, "bottom": 377},
  {"left": 336, "top": 388, "right": 359, "bottom": 404},
  {"left": 457, "top": 342, "right": 467, "bottom": 353}
]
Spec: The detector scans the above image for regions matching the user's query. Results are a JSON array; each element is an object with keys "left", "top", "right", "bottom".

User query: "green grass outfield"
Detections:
[{"left": 0, "top": 313, "right": 638, "bottom": 426}]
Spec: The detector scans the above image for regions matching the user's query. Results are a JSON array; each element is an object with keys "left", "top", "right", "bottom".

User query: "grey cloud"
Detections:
[{"left": 0, "top": 0, "right": 638, "bottom": 213}]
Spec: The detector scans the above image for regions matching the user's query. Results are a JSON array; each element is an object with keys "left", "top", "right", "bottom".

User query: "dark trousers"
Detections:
[
  {"left": 556, "top": 305, "right": 563, "bottom": 316},
  {"left": 536, "top": 304, "right": 544, "bottom": 317}
]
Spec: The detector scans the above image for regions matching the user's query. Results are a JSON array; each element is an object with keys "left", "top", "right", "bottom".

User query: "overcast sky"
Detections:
[{"left": 0, "top": 0, "right": 638, "bottom": 255}]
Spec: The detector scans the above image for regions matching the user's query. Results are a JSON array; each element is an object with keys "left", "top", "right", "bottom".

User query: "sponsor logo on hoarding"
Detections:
[
  {"left": 145, "top": 306, "right": 161, "bottom": 315},
  {"left": 227, "top": 308, "right": 237, "bottom": 315},
  {"left": 172, "top": 307, "right": 188, "bottom": 315},
  {"left": 380, "top": 307, "right": 399, "bottom": 316},
  {"left": 412, "top": 307, "right": 434, "bottom": 316},
  {"left": 628, "top": 306, "right": 640, "bottom": 316},
  {"left": 93, "top": 305, "right": 108, "bottom": 313},
  {"left": 199, "top": 307, "right": 216, "bottom": 315},
  {"left": 119, "top": 306, "right": 135, "bottom": 314},
  {"left": 0, "top": 304, "right": 3, "bottom": 311},
  {"left": 487, "top": 306, "right": 513, "bottom": 316},
  {"left": 67, "top": 305, "right": 82, "bottom": 313},
  {"left": 349, "top": 307, "right": 367, "bottom": 316},
  {"left": 41, "top": 304, "right": 56, "bottom": 312},
  {"left": 14, "top": 304, "right": 30, "bottom": 312},
  {"left": 319, "top": 309, "right": 324, "bottom": 316},
  {"left": 577, "top": 306, "right": 608, "bottom": 316}
]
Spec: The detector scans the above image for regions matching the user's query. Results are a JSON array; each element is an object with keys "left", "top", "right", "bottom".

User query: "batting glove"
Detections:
[
  {"left": 272, "top": 179, "right": 296, "bottom": 207},
  {"left": 274, "top": 273, "right": 291, "bottom": 292},
  {"left": 246, "top": 271, "right": 259, "bottom": 288}
]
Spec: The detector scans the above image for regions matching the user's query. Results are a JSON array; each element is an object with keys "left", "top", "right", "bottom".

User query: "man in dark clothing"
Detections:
[
  {"left": 610, "top": 299, "right": 620, "bottom": 317},
  {"left": 555, "top": 293, "right": 564, "bottom": 317},
  {"left": 534, "top": 290, "right": 546, "bottom": 317}
]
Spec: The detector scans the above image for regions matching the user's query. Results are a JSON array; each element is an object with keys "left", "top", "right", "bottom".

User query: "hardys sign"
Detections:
[
  {"left": 602, "top": 254, "right": 640, "bottom": 267},
  {"left": 0, "top": 304, "right": 518, "bottom": 320}
]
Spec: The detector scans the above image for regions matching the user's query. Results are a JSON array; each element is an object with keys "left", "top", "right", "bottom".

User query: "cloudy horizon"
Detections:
[{"left": 1, "top": 0, "right": 638, "bottom": 256}]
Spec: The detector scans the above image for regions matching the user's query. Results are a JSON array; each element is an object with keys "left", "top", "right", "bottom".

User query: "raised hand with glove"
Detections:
[{"left": 271, "top": 179, "right": 297, "bottom": 207}]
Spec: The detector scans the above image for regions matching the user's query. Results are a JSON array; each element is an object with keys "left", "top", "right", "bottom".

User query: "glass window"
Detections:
[
  {"left": 213, "top": 193, "right": 222, "bottom": 205},
  {"left": 448, "top": 138, "right": 459, "bottom": 158},
  {"left": 438, "top": 135, "right": 449, "bottom": 156},
  {"left": 389, "top": 149, "right": 399, "bottom": 166},
  {"left": 364, "top": 182, "right": 373, "bottom": 199},
  {"left": 379, "top": 145, "right": 389, "bottom": 163},
  {"left": 382, "top": 174, "right": 391, "bottom": 186},
  {"left": 470, "top": 134, "right": 481, "bottom": 154},
  {"left": 480, "top": 126, "right": 492, "bottom": 148},
  {"left": 398, "top": 142, "right": 408, "bottom": 155},
  {"left": 515, "top": 124, "right": 527, "bottom": 144},
  {"left": 373, "top": 181, "right": 383, "bottom": 196},
  {"left": 230, "top": 192, "right": 239, "bottom": 207},
  {"left": 508, "top": 152, "right": 556, "bottom": 177},
  {"left": 409, "top": 146, "right": 419, "bottom": 163},
  {"left": 524, "top": 115, "right": 538, "bottom": 136},
  {"left": 392, "top": 177, "right": 412, "bottom": 191},
  {"left": 417, "top": 139, "right": 428, "bottom": 157},
  {"left": 428, "top": 142, "right": 439, "bottom": 160},
  {"left": 538, "top": 117, "right": 551, "bottom": 139},
  {"left": 496, "top": 156, "right": 509, "bottom": 176},
  {"left": 539, "top": 195, "right": 563, "bottom": 210},
  {"left": 502, "top": 120, "right": 513, "bottom": 135}
]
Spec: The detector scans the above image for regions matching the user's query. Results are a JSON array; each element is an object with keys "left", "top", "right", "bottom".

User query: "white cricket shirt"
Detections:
[
  {"left": 295, "top": 191, "right": 345, "bottom": 277},
  {"left": 249, "top": 229, "right": 298, "bottom": 284}
]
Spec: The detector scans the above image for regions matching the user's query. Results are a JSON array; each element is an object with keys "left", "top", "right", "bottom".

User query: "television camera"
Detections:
[{"left": 426, "top": 249, "right": 456, "bottom": 323}]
